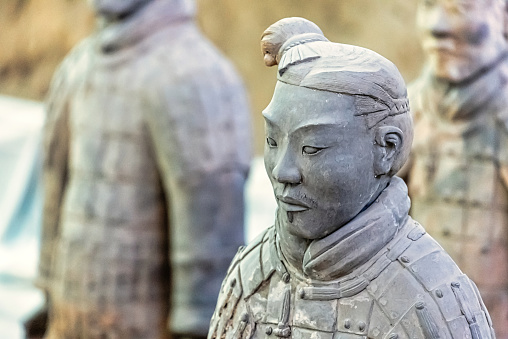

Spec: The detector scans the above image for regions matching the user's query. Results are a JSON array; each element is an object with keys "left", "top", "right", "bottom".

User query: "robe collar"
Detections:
[
  {"left": 415, "top": 53, "right": 508, "bottom": 123},
  {"left": 95, "top": 0, "right": 195, "bottom": 54}
]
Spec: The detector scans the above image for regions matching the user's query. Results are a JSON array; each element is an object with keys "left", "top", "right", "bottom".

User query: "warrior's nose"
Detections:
[
  {"left": 272, "top": 150, "right": 302, "bottom": 185},
  {"left": 427, "top": 5, "right": 454, "bottom": 39}
]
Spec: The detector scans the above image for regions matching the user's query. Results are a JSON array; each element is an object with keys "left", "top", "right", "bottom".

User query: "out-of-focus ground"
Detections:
[{"left": 0, "top": 0, "right": 424, "bottom": 154}]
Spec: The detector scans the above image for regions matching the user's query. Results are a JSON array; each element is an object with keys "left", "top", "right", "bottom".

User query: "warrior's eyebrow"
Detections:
[
  {"left": 262, "top": 108, "right": 273, "bottom": 120},
  {"left": 292, "top": 122, "right": 338, "bottom": 133},
  {"left": 262, "top": 111, "right": 279, "bottom": 127}
]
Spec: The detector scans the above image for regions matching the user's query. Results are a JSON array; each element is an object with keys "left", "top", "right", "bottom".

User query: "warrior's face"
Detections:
[
  {"left": 89, "top": 0, "right": 153, "bottom": 19},
  {"left": 417, "top": 0, "right": 507, "bottom": 83},
  {"left": 263, "top": 82, "right": 382, "bottom": 240}
]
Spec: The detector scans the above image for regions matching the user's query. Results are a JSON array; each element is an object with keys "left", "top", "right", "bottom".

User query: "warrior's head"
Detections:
[
  {"left": 262, "top": 18, "right": 412, "bottom": 240},
  {"left": 417, "top": 0, "right": 508, "bottom": 83}
]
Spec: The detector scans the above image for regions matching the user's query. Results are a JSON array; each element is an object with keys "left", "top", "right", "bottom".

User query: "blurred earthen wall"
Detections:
[{"left": 0, "top": 0, "right": 423, "bottom": 153}]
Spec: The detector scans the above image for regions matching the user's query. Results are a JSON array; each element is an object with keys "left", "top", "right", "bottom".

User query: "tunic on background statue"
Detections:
[
  {"left": 408, "top": 58, "right": 508, "bottom": 336},
  {"left": 209, "top": 17, "right": 495, "bottom": 339},
  {"left": 37, "top": 0, "right": 251, "bottom": 338}
]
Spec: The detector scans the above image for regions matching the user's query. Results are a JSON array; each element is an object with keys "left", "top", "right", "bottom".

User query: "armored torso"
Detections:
[{"left": 209, "top": 179, "right": 495, "bottom": 339}]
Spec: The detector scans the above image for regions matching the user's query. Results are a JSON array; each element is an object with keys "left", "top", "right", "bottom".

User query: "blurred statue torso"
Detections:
[
  {"left": 39, "top": 1, "right": 251, "bottom": 337},
  {"left": 408, "top": 59, "right": 508, "bottom": 335}
]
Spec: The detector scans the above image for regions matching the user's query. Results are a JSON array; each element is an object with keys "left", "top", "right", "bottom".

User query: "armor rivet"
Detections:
[
  {"left": 389, "top": 334, "right": 398, "bottom": 339},
  {"left": 401, "top": 256, "right": 410, "bottom": 263},
  {"left": 241, "top": 313, "right": 249, "bottom": 322},
  {"left": 451, "top": 281, "right": 460, "bottom": 288},
  {"left": 230, "top": 279, "right": 237, "bottom": 288},
  {"left": 435, "top": 289, "right": 443, "bottom": 298},
  {"left": 344, "top": 319, "right": 351, "bottom": 329},
  {"left": 266, "top": 326, "right": 273, "bottom": 335},
  {"left": 282, "top": 273, "right": 290, "bottom": 283},
  {"left": 415, "top": 301, "right": 425, "bottom": 310},
  {"left": 358, "top": 321, "right": 366, "bottom": 332}
]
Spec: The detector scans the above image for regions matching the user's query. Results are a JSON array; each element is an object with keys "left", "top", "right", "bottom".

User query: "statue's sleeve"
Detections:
[
  {"left": 143, "top": 57, "right": 251, "bottom": 334},
  {"left": 36, "top": 58, "right": 72, "bottom": 291}
]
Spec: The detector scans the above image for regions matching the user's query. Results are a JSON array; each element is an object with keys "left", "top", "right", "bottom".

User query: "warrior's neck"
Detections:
[{"left": 275, "top": 215, "right": 310, "bottom": 270}]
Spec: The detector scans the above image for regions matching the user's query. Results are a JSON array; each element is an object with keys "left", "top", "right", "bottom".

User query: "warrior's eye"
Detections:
[
  {"left": 266, "top": 137, "right": 277, "bottom": 147},
  {"left": 302, "top": 146, "right": 324, "bottom": 155}
]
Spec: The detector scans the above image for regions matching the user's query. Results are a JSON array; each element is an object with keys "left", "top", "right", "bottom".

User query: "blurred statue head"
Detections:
[
  {"left": 88, "top": 0, "right": 154, "bottom": 19},
  {"left": 89, "top": 0, "right": 195, "bottom": 21},
  {"left": 417, "top": 0, "right": 508, "bottom": 83},
  {"left": 262, "top": 18, "right": 412, "bottom": 240}
]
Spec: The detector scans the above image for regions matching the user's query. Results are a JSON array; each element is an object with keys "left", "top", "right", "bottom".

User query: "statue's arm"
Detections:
[
  {"left": 36, "top": 65, "right": 71, "bottom": 291},
  {"left": 144, "top": 69, "right": 251, "bottom": 333},
  {"left": 144, "top": 75, "right": 249, "bottom": 255}
]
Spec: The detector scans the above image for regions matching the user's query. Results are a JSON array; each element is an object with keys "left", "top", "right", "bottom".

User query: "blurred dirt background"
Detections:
[{"left": 0, "top": 0, "right": 424, "bottom": 153}]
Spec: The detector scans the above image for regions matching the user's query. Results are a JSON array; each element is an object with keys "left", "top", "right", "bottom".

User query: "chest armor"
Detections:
[
  {"left": 209, "top": 227, "right": 494, "bottom": 339},
  {"left": 409, "top": 110, "right": 508, "bottom": 287}
]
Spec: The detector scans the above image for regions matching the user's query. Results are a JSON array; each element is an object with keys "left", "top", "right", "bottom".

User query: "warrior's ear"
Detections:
[{"left": 373, "top": 126, "right": 403, "bottom": 177}]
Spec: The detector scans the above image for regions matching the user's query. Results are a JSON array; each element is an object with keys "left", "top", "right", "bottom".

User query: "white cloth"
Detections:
[
  {"left": 0, "top": 95, "right": 45, "bottom": 339},
  {"left": 0, "top": 95, "right": 44, "bottom": 277}
]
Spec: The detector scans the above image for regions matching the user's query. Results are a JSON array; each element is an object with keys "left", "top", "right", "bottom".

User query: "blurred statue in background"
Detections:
[
  {"left": 208, "top": 17, "right": 495, "bottom": 339},
  {"left": 405, "top": 0, "right": 508, "bottom": 335},
  {"left": 28, "top": 0, "right": 251, "bottom": 337}
]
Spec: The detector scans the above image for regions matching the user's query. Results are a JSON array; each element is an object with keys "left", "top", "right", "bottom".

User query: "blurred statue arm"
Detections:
[
  {"left": 497, "top": 121, "right": 508, "bottom": 191},
  {"left": 37, "top": 66, "right": 71, "bottom": 291},
  {"left": 144, "top": 68, "right": 251, "bottom": 334},
  {"left": 143, "top": 73, "right": 250, "bottom": 254}
]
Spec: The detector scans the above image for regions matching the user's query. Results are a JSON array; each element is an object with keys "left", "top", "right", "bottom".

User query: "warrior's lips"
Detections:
[{"left": 276, "top": 195, "right": 310, "bottom": 212}]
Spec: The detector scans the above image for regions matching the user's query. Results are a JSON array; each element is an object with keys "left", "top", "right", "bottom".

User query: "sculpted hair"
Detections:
[
  {"left": 261, "top": 17, "right": 324, "bottom": 51},
  {"left": 262, "top": 17, "right": 413, "bottom": 175}
]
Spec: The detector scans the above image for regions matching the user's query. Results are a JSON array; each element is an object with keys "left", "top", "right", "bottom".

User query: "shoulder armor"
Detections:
[
  {"left": 208, "top": 227, "right": 277, "bottom": 339},
  {"left": 223, "top": 227, "right": 269, "bottom": 277},
  {"left": 239, "top": 226, "right": 278, "bottom": 298},
  {"left": 369, "top": 226, "right": 494, "bottom": 338},
  {"left": 398, "top": 233, "right": 495, "bottom": 338}
]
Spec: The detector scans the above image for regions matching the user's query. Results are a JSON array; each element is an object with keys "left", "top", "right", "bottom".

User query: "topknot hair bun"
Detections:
[{"left": 261, "top": 17, "right": 328, "bottom": 69}]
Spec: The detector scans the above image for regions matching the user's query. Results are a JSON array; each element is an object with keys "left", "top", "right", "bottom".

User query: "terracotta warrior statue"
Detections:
[
  {"left": 405, "top": 0, "right": 508, "bottom": 335},
  {"left": 32, "top": 0, "right": 251, "bottom": 337},
  {"left": 208, "top": 17, "right": 496, "bottom": 339}
]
